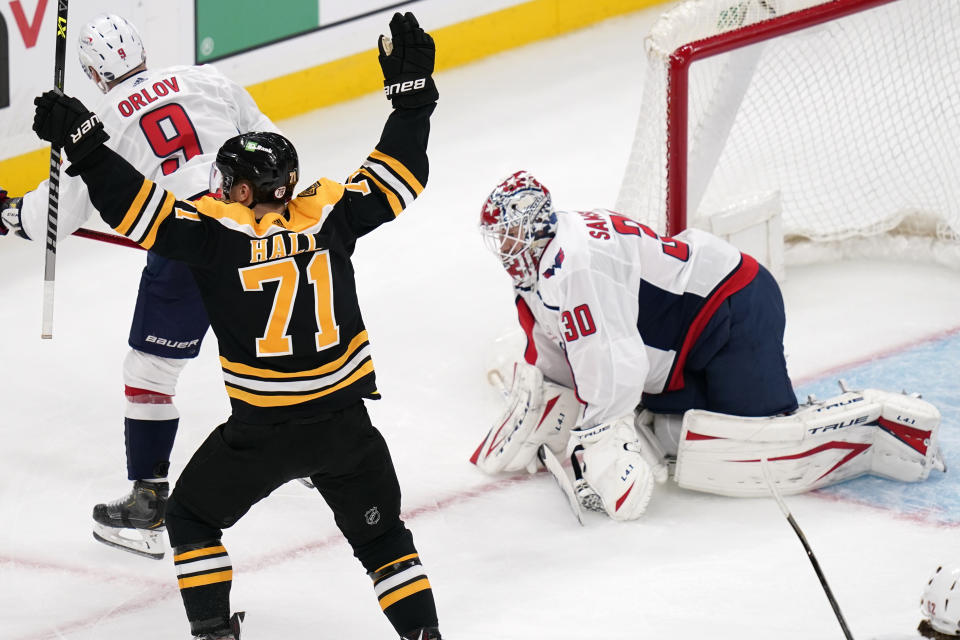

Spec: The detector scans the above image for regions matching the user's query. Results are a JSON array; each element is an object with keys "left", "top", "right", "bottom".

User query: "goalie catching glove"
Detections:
[
  {"left": 471, "top": 362, "right": 581, "bottom": 474},
  {"left": 378, "top": 12, "right": 438, "bottom": 108}
]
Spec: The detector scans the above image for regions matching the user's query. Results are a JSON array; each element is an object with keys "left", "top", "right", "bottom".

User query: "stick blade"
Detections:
[{"left": 538, "top": 445, "right": 584, "bottom": 525}]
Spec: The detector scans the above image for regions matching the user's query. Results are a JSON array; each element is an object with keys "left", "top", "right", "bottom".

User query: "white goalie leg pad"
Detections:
[
  {"left": 674, "top": 389, "right": 943, "bottom": 497},
  {"left": 571, "top": 417, "right": 656, "bottom": 521},
  {"left": 471, "top": 362, "right": 582, "bottom": 474},
  {"left": 863, "top": 388, "right": 943, "bottom": 482}
]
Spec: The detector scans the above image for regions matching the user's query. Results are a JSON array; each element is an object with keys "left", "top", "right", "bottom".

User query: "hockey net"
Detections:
[{"left": 615, "top": 0, "right": 960, "bottom": 268}]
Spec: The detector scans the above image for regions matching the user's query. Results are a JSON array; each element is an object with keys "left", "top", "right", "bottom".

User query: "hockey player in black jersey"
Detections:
[{"left": 32, "top": 12, "right": 442, "bottom": 640}]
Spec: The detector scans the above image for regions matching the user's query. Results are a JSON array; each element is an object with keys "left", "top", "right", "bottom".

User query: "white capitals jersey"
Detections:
[
  {"left": 20, "top": 64, "right": 278, "bottom": 241},
  {"left": 515, "top": 208, "right": 758, "bottom": 429}
]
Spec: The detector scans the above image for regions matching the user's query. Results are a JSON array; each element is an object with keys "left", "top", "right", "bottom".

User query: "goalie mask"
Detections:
[
  {"left": 920, "top": 563, "right": 960, "bottom": 636},
  {"left": 211, "top": 132, "right": 299, "bottom": 205},
  {"left": 479, "top": 171, "right": 557, "bottom": 289},
  {"left": 78, "top": 14, "right": 146, "bottom": 94}
]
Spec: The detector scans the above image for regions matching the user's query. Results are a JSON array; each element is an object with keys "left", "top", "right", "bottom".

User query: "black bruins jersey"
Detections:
[{"left": 76, "top": 104, "right": 435, "bottom": 423}]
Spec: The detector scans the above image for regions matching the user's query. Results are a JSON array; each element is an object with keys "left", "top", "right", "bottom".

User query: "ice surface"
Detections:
[{"left": 1, "top": 7, "right": 957, "bottom": 639}]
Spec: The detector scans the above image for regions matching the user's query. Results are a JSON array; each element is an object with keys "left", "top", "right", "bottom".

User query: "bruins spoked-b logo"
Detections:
[{"left": 364, "top": 506, "right": 381, "bottom": 525}]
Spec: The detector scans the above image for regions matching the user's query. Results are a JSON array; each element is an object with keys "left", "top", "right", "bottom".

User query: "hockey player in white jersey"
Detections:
[
  {"left": 0, "top": 14, "right": 279, "bottom": 558},
  {"left": 472, "top": 171, "right": 945, "bottom": 522}
]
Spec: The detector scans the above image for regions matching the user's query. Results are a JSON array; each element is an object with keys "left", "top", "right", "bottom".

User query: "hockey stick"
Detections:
[
  {"left": 41, "top": 0, "right": 69, "bottom": 339},
  {"left": 72, "top": 227, "right": 144, "bottom": 250},
  {"left": 537, "top": 444, "right": 584, "bottom": 525},
  {"left": 760, "top": 458, "right": 855, "bottom": 640}
]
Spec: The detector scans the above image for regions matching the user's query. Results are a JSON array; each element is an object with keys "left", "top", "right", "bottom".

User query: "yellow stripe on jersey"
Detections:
[
  {"left": 374, "top": 554, "right": 419, "bottom": 575},
  {"left": 116, "top": 180, "right": 154, "bottom": 235},
  {"left": 220, "top": 331, "right": 369, "bottom": 379},
  {"left": 140, "top": 192, "right": 176, "bottom": 250},
  {"left": 173, "top": 545, "right": 228, "bottom": 562},
  {"left": 178, "top": 570, "right": 233, "bottom": 590},
  {"left": 377, "top": 578, "right": 432, "bottom": 610},
  {"left": 225, "top": 359, "right": 375, "bottom": 407},
  {"left": 358, "top": 168, "right": 402, "bottom": 216},
  {"left": 191, "top": 180, "right": 347, "bottom": 238},
  {"left": 194, "top": 197, "right": 274, "bottom": 232},
  {"left": 368, "top": 150, "right": 424, "bottom": 196}
]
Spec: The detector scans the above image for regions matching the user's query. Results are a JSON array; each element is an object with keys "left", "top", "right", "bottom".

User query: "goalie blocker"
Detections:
[{"left": 676, "top": 388, "right": 945, "bottom": 497}]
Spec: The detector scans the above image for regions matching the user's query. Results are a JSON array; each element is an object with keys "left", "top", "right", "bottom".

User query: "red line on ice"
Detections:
[{"left": 6, "top": 473, "right": 538, "bottom": 639}]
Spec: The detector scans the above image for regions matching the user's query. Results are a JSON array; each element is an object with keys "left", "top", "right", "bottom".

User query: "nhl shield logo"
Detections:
[{"left": 364, "top": 507, "right": 381, "bottom": 525}]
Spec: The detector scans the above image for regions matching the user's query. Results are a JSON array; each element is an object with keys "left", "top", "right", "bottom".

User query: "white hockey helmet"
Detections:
[
  {"left": 920, "top": 564, "right": 960, "bottom": 636},
  {"left": 479, "top": 170, "right": 557, "bottom": 289},
  {"left": 77, "top": 14, "right": 146, "bottom": 93}
]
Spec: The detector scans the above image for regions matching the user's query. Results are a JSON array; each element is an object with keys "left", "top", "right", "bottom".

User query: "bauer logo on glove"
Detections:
[
  {"left": 71, "top": 113, "right": 100, "bottom": 142},
  {"left": 385, "top": 77, "right": 427, "bottom": 99}
]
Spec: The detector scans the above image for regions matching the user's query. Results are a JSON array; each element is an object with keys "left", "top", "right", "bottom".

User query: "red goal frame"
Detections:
[{"left": 664, "top": 0, "right": 900, "bottom": 235}]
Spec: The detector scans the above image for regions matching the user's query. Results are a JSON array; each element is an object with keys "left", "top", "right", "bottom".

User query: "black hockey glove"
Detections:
[
  {"left": 0, "top": 189, "right": 25, "bottom": 238},
  {"left": 378, "top": 12, "right": 438, "bottom": 109},
  {"left": 32, "top": 90, "right": 109, "bottom": 165}
]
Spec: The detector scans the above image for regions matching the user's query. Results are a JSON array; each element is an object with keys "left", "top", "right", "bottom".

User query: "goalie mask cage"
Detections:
[{"left": 615, "top": 0, "right": 960, "bottom": 266}]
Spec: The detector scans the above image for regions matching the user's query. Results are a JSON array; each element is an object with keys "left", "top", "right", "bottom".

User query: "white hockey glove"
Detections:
[
  {"left": 570, "top": 417, "right": 657, "bottom": 521},
  {"left": 0, "top": 190, "right": 25, "bottom": 238},
  {"left": 471, "top": 362, "right": 581, "bottom": 474}
]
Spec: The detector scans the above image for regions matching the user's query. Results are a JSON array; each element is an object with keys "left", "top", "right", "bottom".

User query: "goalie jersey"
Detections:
[
  {"left": 72, "top": 104, "right": 434, "bottom": 423},
  {"left": 19, "top": 64, "right": 278, "bottom": 241},
  {"left": 515, "top": 209, "right": 768, "bottom": 429}
]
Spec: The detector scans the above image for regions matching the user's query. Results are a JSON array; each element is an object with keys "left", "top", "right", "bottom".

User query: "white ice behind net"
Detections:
[{"left": 615, "top": 0, "right": 960, "bottom": 266}]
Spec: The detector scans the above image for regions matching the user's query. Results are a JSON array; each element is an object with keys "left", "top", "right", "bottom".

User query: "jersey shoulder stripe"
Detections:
[
  {"left": 368, "top": 149, "right": 424, "bottom": 196},
  {"left": 116, "top": 180, "right": 157, "bottom": 235},
  {"left": 355, "top": 148, "right": 423, "bottom": 217},
  {"left": 139, "top": 191, "right": 176, "bottom": 250},
  {"left": 357, "top": 167, "right": 403, "bottom": 216},
  {"left": 115, "top": 179, "right": 176, "bottom": 249}
]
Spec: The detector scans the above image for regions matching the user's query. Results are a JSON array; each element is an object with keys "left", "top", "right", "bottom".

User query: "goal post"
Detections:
[{"left": 616, "top": 0, "right": 960, "bottom": 269}]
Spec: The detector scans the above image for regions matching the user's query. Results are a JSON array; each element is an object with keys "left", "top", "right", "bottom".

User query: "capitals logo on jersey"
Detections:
[{"left": 543, "top": 248, "right": 565, "bottom": 279}]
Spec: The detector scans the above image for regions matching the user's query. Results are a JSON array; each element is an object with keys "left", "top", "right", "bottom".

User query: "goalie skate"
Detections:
[{"left": 92, "top": 480, "right": 167, "bottom": 560}]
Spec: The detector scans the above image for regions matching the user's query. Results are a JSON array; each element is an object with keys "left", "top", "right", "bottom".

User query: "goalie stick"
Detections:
[
  {"left": 761, "top": 458, "right": 855, "bottom": 640},
  {"left": 537, "top": 445, "right": 584, "bottom": 525},
  {"left": 42, "top": 0, "right": 69, "bottom": 339}
]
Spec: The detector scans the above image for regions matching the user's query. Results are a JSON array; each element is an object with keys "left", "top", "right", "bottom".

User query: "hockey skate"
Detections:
[
  {"left": 194, "top": 612, "right": 244, "bottom": 640},
  {"left": 92, "top": 480, "right": 168, "bottom": 560}
]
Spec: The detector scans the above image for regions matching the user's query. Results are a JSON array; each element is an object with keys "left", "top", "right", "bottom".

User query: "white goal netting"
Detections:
[{"left": 615, "top": 0, "right": 960, "bottom": 266}]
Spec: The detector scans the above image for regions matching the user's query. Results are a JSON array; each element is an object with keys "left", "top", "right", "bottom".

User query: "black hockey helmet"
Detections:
[{"left": 211, "top": 132, "right": 299, "bottom": 204}]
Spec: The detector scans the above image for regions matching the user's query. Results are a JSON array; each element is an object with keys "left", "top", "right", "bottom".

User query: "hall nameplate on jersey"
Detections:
[{"left": 250, "top": 232, "right": 320, "bottom": 264}]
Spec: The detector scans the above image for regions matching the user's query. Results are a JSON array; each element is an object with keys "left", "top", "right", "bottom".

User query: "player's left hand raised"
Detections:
[
  {"left": 32, "top": 90, "right": 109, "bottom": 163},
  {"left": 378, "top": 12, "right": 438, "bottom": 109}
]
